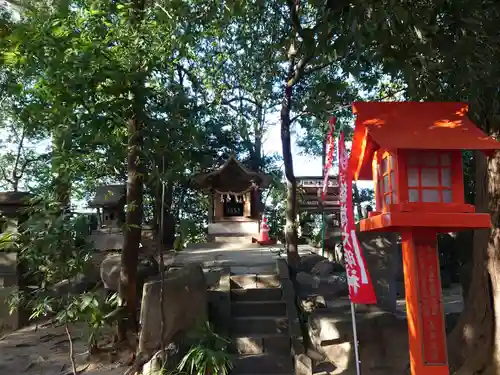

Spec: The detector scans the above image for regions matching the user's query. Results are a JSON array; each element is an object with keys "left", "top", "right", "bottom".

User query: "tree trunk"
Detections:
[
  {"left": 448, "top": 151, "right": 494, "bottom": 374},
  {"left": 117, "top": 0, "right": 146, "bottom": 343},
  {"left": 352, "top": 182, "right": 363, "bottom": 220},
  {"left": 52, "top": 129, "right": 71, "bottom": 209},
  {"left": 161, "top": 181, "right": 175, "bottom": 248},
  {"left": 118, "top": 114, "right": 144, "bottom": 342},
  {"left": 485, "top": 148, "right": 500, "bottom": 374},
  {"left": 280, "top": 63, "right": 300, "bottom": 269},
  {"left": 251, "top": 106, "right": 264, "bottom": 218}
]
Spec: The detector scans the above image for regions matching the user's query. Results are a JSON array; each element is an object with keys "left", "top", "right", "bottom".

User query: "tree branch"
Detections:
[
  {"left": 303, "top": 50, "right": 357, "bottom": 77},
  {"left": 0, "top": 166, "right": 15, "bottom": 188},
  {"left": 11, "top": 128, "right": 25, "bottom": 182},
  {"left": 290, "top": 111, "right": 311, "bottom": 124},
  {"left": 304, "top": 59, "right": 337, "bottom": 76},
  {"left": 64, "top": 324, "right": 77, "bottom": 375},
  {"left": 285, "top": 0, "right": 305, "bottom": 40},
  {"left": 288, "top": 53, "right": 315, "bottom": 87},
  {"left": 221, "top": 96, "right": 262, "bottom": 109},
  {"left": 13, "top": 156, "right": 35, "bottom": 181}
]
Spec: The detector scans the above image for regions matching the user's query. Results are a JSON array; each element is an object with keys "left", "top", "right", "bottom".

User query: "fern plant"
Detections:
[{"left": 177, "top": 321, "right": 233, "bottom": 375}]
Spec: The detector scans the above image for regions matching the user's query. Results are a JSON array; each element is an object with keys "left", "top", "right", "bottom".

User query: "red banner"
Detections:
[
  {"left": 338, "top": 132, "right": 377, "bottom": 304},
  {"left": 322, "top": 117, "right": 336, "bottom": 200}
]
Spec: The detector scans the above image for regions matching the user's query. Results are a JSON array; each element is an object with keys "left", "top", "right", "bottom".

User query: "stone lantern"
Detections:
[
  {"left": 0, "top": 191, "right": 33, "bottom": 331},
  {"left": 88, "top": 185, "right": 126, "bottom": 230},
  {"left": 0, "top": 191, "right": 33, "bottom": 235}
]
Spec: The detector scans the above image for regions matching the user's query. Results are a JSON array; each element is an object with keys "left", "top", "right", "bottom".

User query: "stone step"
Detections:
[
  {"left": 232, "top": 316, "right": 289, "bottom": 336},
  {"left": 231, "top": 301, "right": 287, "bottom": 317},
  {"left": 231, "top": 288, "right": 283, "bottom": 302},
  {"left": 230, "top": 264, "right": 276, "bottom": 275},
  {"left": 233, "top": 334, "right": 290, "bottom": 355},
  {"left": 231, "top": 354, "right": 294, "bottom": 374},
  {"left": 230, "top": 274, "right": 281, "bottom": 289},
  {"left": 312, "top": 359, "right": 338, "bottom": 374},
  {"left": 213, "top": 234, "right": 257, "bottom": 243}
]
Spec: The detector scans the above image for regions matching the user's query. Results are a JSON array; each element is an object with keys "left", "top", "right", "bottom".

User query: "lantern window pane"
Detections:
[
  {"left": 440, "top": 153, "right": 451, "bottom": 166},
  {"left": 422, "top": 189, "right": 440, "bottom": 202},
  {"left": 408, "top": 168, "right": 419, "bottom": 187},
  {"left": 443, "top": 190, "right": 453, "bottom": 203},
  {"left": 421, "top": 168, "right": 439, "bottom": 187},
  {"left": 441, "top": 168, "right": 452, "bottom": 187},
  {"left": 423, "top": 153, "right": 438, "bottom": 166},
  {"left": 382, "top": 158, "right": 388, "bottom": 173},
  {"left": 388, "top": 154, "right": 394, "bottom": 168},
  {"left": 392, "top": 191, "right": 398, "bottom": 203},
  {"left": 409, "top": 189, "right": 419, "bottom": 202},
  {"left": 383, "top": 175, "right": 390, "bottom": 193},
  {"left": 390, "top": 171, "right": 396, "bottom": 190},
  {"left": 385, "top": 194, "right": 391, "bottom": 204}
]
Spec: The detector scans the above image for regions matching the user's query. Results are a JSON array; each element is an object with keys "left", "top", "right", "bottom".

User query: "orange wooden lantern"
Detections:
[{"left": 349, "top": 101, "right": 500, "bottom": 375}]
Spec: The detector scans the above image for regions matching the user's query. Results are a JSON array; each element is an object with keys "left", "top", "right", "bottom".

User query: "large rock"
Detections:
[
  {"left": 298, "top": 254, "right": 326, "bottom": 274},
  {"left": 300, "top": 295, "right": 326, "bottom": 313},
  {"left": 315, "top": 273, "right": 348, "bottom": 298},
  {"left": 307, "top": 306, "right": 409, "bottom": 375},
  {"left": 311, "top": 260, "right": 345, "bottom": 277},
  {"left": 296, "top": 271, "right": 319, "bottom": 291},
  {"left": 100, "top": 253, "right": 159, "bottom": 292},
  {"left": 48, "top": 274, "right": 98, "bottom": 297},
  {"left": 296, "top": 271, "right": 348, "bottom": 299},
  {"left": 142, "top": 342, "right": 181, "bottom": 375},
  {"left": 138, "top": 264, "right": 208, "bottom": 357}
]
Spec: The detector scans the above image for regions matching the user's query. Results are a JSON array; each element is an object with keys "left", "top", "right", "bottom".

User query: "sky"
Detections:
[{"left": 262, "top": 115, "right": 373, "bottom": 189}]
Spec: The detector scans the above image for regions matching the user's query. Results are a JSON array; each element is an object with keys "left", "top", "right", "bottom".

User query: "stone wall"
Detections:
[
  {"left": 357, "top": 231, "right": 399, "bottom": 313},
  {"left": 307, "top": 305, "right": 409, "bottom": 375},
  {"left": 308, "top": 230, "right": 402, "bottom": 311},
  {"left": 138, "top": 264, "right": 208, "bottom": 357}
]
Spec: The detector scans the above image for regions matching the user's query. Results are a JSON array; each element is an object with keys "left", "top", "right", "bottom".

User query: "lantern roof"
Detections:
[{"left": 349, "top": 101, "right": 500, "bottom": 180}]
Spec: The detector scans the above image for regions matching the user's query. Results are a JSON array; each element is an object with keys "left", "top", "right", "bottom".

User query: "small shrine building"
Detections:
[
  {"left": 88, "top": 184, "right": 126, "bottom": 230},
  {"left": 192, "top": 154, "right": 272, "bottom": 243}
]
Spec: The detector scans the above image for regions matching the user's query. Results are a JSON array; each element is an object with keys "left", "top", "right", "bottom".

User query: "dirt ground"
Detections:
[{"left": 0, "top": 321, "right": 131, "bottom": 375}]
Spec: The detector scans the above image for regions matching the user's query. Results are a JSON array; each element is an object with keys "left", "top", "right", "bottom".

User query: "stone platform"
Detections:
[{"left": 171, "top": 243, "right": 312, "bottom": 273}]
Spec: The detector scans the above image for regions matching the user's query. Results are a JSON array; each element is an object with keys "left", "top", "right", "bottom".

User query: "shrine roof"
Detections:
[
  {"left": 192, "top": 154, "right": 272, "bottom": 190},
  {"left": 89, "top": 185, "right": 126, "bottom": 207},
  {"left": 349, "top": 101, "right": 500, "bottom": 180}
]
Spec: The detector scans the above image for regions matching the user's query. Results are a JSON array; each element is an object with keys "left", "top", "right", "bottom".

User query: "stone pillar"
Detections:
[
  {"left": 0, "top": 192, "right": 33, "bottom": 331},
  {"left": 0, "top": 252, "right": 21, "bottom": 330},
  {"left": 357, "top": 231, "right": 399, "bottom": 313}
]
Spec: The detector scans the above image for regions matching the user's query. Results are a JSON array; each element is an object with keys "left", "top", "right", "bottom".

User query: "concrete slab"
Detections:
[{"left": 171, "top": 243, "right": 312, "bottom": 273}]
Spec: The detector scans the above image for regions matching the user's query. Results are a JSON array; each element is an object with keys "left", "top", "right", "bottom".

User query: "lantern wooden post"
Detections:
[
  {"left": 348, "top": 101, "right": 500, "bottom": 375},
  {"left": 401, "top": 230, "right": 448, "bottom": 375}
]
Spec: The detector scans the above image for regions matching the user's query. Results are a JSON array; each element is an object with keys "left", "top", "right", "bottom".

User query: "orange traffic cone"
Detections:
[{"left": 258, "top": 215, "right": 276, "bottom": 245}]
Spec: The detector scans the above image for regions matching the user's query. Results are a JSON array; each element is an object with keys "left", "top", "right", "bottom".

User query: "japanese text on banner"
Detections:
[{"left": 338, "top": 132, "right": 377, "bottom": 304}]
